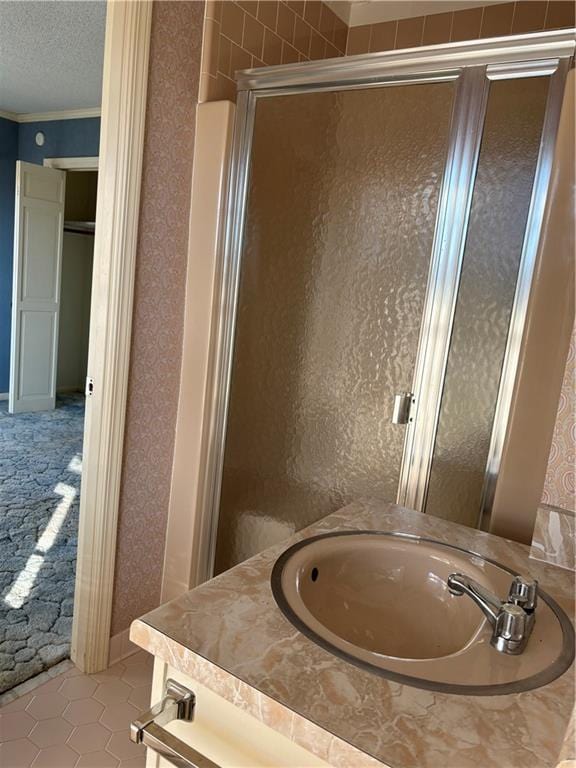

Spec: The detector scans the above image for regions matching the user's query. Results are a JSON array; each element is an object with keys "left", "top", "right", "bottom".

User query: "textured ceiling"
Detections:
[{"left": 0, "top": 0, "right": 106, "bottom": 115}]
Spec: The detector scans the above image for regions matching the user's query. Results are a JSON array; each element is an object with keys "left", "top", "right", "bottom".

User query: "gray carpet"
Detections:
[{"left": 0, "top": 394, "right": 84, "bottom": 693}]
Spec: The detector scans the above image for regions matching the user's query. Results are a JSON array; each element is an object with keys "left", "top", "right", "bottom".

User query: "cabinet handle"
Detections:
[{"left": 130, "top": 679, "right": 220, "bottom": 768}]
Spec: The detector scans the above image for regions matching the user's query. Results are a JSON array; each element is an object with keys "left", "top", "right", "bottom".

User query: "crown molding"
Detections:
[{"left": 0, "top": 107, "right": 101, "bottom": 124}]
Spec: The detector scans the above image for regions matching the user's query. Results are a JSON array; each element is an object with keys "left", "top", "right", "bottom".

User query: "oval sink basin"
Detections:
[{"left": 271, "top": 531, "right": 575, "bottom": 695}]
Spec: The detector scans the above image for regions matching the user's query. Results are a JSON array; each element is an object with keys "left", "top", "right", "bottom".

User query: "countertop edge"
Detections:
[{"left": 130, "top": 617, "right": 387, "bottom": 768}]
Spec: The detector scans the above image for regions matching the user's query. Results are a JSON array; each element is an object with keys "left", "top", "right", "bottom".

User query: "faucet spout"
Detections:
[
  {"left": 447, "top": 572, "right": 502, "bottom": 626},
  {"left": 447, "top": 571, "right": 537, "bottom": 655}
]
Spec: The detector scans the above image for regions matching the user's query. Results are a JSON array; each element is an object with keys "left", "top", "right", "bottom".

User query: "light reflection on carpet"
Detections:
[{"left": 0, "top": 394, "right": 84, "bottom": 693}]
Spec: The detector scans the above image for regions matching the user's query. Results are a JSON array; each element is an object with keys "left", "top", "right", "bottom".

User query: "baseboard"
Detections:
[
  {"left": 0, "top": 393, "right": 8, "bottom": 401},
  {"left": 108, "top": 628, "right": 140, "bottom": 666}
]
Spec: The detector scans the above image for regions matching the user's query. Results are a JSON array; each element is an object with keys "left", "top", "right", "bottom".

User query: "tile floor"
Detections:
[{"left": 0, "top": 650, "right": 152, "bottom": 768}]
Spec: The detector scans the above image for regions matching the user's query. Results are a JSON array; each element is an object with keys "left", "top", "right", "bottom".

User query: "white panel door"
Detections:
[{"left": 9, "top": 161, "right": 66, "bottom": 413}]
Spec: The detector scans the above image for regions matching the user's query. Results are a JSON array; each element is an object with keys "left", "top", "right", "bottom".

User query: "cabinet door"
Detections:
[{"left": 145, "top": 659, "right": 331, "bottom": 768}]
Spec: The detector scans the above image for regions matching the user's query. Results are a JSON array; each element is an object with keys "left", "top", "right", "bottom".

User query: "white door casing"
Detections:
[{"left": 9, "top": 161, "right": 66, "bottom": 413}]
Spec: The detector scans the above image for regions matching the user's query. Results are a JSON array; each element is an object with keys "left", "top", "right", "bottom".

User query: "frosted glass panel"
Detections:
[
  {"left": 215, "top": 83, "right": 455, "bottom": 573},
  {"left": 425, "top": 77, "right": 550, "bottom": 527}
]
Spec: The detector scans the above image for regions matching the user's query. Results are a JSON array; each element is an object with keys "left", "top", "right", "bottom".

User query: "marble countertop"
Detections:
[{"left": 131, "top": 500, "right": 575, "bottom": 768}]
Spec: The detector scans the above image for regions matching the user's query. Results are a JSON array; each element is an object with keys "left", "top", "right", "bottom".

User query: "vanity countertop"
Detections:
[{"left": 131, "top": 500, "right": 575, "bottom": 768}]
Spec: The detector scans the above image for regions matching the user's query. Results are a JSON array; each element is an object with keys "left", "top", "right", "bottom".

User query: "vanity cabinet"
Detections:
[{"left": 144, "top": 658, "right": 330, "bottom": 768}]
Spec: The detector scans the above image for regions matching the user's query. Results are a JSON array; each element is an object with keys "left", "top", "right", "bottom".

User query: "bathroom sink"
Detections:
[{"left": 271, "top": 531, "right": 575, "bottom": 695}]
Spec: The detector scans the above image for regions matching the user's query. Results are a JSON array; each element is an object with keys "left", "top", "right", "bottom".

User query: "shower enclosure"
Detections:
[{"left": 199, "top": 32, "right": 574, "bottom": 575}]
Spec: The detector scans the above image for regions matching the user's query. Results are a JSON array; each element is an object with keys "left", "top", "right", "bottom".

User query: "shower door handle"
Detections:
[{"left": 392, "top": 392, "right": 414, "bottom": 425}]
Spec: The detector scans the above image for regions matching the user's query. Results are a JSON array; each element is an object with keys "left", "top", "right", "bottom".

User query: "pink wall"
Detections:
[{"left": 111, "top": 0, "right": 205, "bottom": 634}]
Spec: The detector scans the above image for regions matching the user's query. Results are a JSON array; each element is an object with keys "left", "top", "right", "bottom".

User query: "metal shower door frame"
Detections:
[{"left": 197, "top": 31, "right": 575, "bottom": 581}]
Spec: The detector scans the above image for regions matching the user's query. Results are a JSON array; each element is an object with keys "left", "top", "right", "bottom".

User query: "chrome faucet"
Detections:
[{"left": 447, "top": 572, "right": 537, "bottom": 655}]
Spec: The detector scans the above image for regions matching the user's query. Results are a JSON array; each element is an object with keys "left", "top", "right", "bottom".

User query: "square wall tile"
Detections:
[
  {"left": 304, "top": 0, "right": 322, "bottom": 31},
  {"left": 422, "top": 12, "right": 452, "bottom": 45},
  {"left": 309, "top": 29, "right": 326, "bottom": 59},
  {"left": 243, "top": 13, "right": 265, "bottom": 57},
  {"left": 545, "top": 1, "right": 576, "bottom": 29},
  {"left": 451, "top": 6, "right": 483, "bottom": 41},
  {"left": 396, "top": 15, "right": 424, "bottom": 48},
  {"left": 258, "top": 0, "right": 279, "bottom": 30},
  {"left": 293, "top": 16, "right": 312, "bottom": 56},
  {"left": 480, "top": 3, "right": 514, "bottom": 38},
  {"left": 281, "top": 40, "right": 300, "bottom": 64},
  {"left": 369, "top": 21, "right": 396, "bottom": 52},
  {"left": 277, "top": 2, "right": 296, "bottom": 43},
  {"left": 263, "top": 27, "right": 283, "bottom": 64},
  {"left": 512, "top": 1, "right": 548, "bottom": 33},
  {"left": 346, "top": 24, "right": 370, "bottom": 55},
  {"left": 237, "top": 0, "right": 258, "bottom": 17},
  {"left": 221, "top": 1, "right": 245, "bottom": 45}
]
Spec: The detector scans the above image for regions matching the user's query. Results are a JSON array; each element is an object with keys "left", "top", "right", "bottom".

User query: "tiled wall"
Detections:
[
  {"left": 346, "top": 1, "right": 575, "bottom": 55},
  {"left": 201, "top": 1, "right": 574, "bottom": 101},
  {"left": 542, "top": 323, "right": 576, "bottom": 513},
  {"left": 200, "top": 0, "right": 347, "bottom": 101},
  {"left": 111, "top": 1, "right": 205, "bottom": 635}
]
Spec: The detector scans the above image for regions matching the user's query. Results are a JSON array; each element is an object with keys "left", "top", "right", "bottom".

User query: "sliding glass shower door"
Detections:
[
  {"left": 214, "top": 82, "right": 456, "bottom": 573},
  {"left": 207, "top": 41, "right": 569, "bottom": 577}
]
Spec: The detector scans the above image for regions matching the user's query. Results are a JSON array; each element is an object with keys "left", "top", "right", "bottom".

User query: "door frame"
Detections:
[
  {"left": 163, "top": 30, "right": 575, "bottom": 595},
  {"left": 44, "top": 156, "right": 99, "bottom": 171},
  {"left": 68, "top": 0, "right": 152, "bottom": 672}
]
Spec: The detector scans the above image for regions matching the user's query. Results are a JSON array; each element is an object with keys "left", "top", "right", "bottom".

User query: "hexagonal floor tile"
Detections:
[
  {"left": 0, "top": 693, "right": 34, "bottom": 714},
  {"left": 63, "top": 699, "right": 104, "bottom": 727},
  {"left": 25, "top": 694, "right": 67, "bottom": 721},
  {"left": 75, "top": 751, "right": 118, "bottom": 768},
  {"left": 117, "top": 756, "right": 145, "bottom": 767},
  {"left": 99, "top": 701, "right": 139, "bottom": 733},
  {"left": 90, "top": 664, "right": 125, "bottom": 685},
  {"left": 29, "top": 718, "right": 73, "bottom": 749},
  {"left": 59, "top": 677, "right": 98, "bottom": 702},
  {"left": 127, "top": 686, "right": 151, "bottom": 711},
  {"left": 106, "top": 732, "right": 144, "bottom": 761},
  {"left": 93, "top": 681, "right": 131, "bottom": 707},
  {"left": 67, "top": 722, "right": 110, "bottom": 754},
  {"left": 31, "top": 744, "right": 78, "bottom": 767},
  {"left": 122, "top": 653, "right": 151, "bottom": 669},
  {"left": 0, "top": 711, "right": 36, "bottom": 741},
  {"left": 0, "top": 737, "right": 39, "bottom": 767},
  {"left": 120, "top": 664, "right": 151, "bottom": 689}
]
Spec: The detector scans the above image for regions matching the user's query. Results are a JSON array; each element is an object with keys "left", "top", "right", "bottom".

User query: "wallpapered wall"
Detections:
[
  {"left": 111, "top": 0, "right": 205, "bottom": 635},
  {"left": 542, "top": 324, "right": 576, "bottom": 513}
]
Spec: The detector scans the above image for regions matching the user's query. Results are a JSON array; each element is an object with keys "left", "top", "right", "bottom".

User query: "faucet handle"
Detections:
[
  {"left": 492, "top": 603, "right": 529, "bottom": 654},
  {"left": 508, "top": 575, "right": 538, "bottom": 613}
]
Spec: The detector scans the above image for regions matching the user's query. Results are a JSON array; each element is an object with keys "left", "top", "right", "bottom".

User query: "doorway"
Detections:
[{"left": 1, "top": 160, "right": 97, "bottom": 693}]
